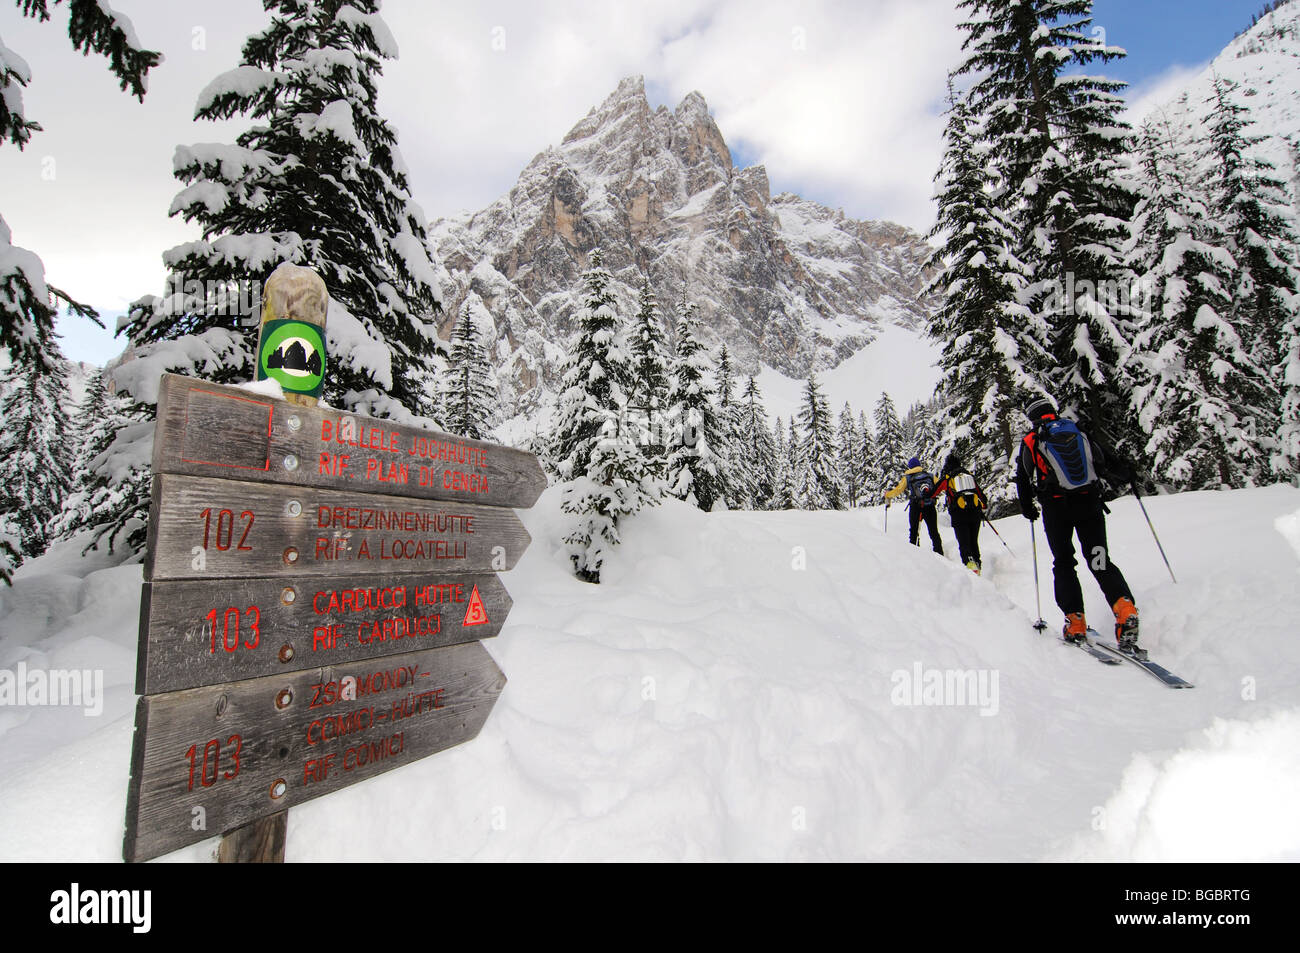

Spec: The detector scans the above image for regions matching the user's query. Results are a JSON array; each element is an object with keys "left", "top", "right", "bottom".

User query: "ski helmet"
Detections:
[{"left": 1024, "top": 397, "right": 1057, "bottom": 421}]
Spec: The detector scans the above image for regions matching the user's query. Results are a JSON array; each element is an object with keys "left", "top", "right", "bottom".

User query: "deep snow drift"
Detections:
[{"left": 1, "top": 483, "right": 1298, "bottom": 862}]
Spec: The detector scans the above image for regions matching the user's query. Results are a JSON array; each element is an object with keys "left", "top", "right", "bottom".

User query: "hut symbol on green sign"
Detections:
[{"left": 258, "top": 319, "right": 326, "bottom": 398}]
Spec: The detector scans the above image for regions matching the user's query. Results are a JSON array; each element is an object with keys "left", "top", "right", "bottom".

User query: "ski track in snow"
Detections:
[{"left": 0, "top": 485, "right": 1298, "bottom": 862}]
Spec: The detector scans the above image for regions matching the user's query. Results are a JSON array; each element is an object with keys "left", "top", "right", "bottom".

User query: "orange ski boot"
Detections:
[
  {"left": 1113, "top": 598, "right": 1144, "bottom": 658},
  {"left": 1062, "top": 611, "right": 1088, "bottom": 645}
]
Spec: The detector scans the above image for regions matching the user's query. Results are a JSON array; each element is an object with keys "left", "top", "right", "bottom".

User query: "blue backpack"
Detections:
[
  {"left": 1031, "top": 418, "right": 1098, "bottom": 491},
  {"left": 907, "top": 470, "right": 936, "bottom": 503}
]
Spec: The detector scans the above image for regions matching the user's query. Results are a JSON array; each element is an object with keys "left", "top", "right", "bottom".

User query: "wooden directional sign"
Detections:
[
  {"left": 143, "top": 474, "right": 532, "bottom": 581},
  {"left": 127, "top": 352, "right": 542, "bottom": 862},
  {"left": 123, "top": 641, "right": 506, "bottom": 863},
  {"left": 137, "top": 572, "right": 513, "bottom": 695},
  {"left": 152, "top": 373, "right": 546, "bottom": 509}
]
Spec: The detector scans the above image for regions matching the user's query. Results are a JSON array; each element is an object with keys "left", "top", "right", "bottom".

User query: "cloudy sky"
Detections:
[{"left": 0, "top": 0, "right": 1271, "bottom": 363}]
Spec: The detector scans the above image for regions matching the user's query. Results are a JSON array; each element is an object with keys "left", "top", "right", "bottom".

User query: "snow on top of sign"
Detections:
[{"left": 235, "top": 377, "right": 286, "bottom": 400}]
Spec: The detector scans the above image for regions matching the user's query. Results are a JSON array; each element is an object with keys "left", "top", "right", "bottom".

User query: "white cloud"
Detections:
[{"left": 385, "top": 0, "right": 964, "bottom": 232}]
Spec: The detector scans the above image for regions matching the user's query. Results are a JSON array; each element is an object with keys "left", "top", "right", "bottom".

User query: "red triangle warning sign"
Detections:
[{"left": 463, "top": 584, "right": 489, "bottom": 627}]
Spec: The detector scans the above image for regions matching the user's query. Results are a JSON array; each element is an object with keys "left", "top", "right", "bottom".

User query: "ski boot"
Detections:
[
  {"left": 965, "top": 560, "right": 981, "bottom": 575},
  {"left": 1113, "top": 598, "right": 1147, "bottom": 660},
  {"left": 1062, "top": 611, "right": 1088, "bottom": 645}
]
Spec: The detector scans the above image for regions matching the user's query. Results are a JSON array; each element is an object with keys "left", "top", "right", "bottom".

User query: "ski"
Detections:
[
  {"left": 1061, "top": 628, "right": 1121, "bottom": 665},
  {"left": 1086, "top": 633, "right": 1194, "bottom": 689}
]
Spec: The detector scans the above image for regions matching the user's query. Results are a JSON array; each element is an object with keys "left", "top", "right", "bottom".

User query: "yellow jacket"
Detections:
[{"left": 883, "top": 465, "right": 926, "bottom": 501}]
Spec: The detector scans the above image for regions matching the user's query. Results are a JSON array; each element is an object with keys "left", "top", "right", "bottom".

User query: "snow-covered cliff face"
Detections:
[
  {"left": 429, "top": 76, "right": 937, "bottom": 415},
  {"left": 1144, "top": 1, "right": 1299, "bottom": 198}
]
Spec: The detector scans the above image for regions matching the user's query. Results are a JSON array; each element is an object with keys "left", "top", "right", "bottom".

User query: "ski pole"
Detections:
[
  {"left": 883, "top": 502, "right": 889, "bottom": 535},
  {"left": 1030, "top": 520, "right": 1046, "bottom": 631},
  {"left": 1131, "top": 483, "right": 1177, "bottom": 584},
  {"left": 981, "top": 512, "right": 1015, "bottom": 557}
]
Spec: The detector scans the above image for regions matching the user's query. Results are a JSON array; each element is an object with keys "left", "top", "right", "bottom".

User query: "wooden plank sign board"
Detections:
[
  {"left": 137, "top": 572, "right": 513, "bottom": 694},
  {"left": 143, "top": 474, "right": 532, "bottom": 580},
  {"left": 153, "top": 373, "right": 546, "bottom": 509},
  {"left": 123, "top": 641, "right": 505, "bottom": 863},
  {"left": 126, "top": 365, "right": 542, "bottom": 863}
]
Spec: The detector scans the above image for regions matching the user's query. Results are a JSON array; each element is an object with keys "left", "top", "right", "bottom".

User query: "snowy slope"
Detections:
[
  {"left": 756, "top": 323, "right": 943, "bottom": 425},
  {"left": 1, "top": 484, "right": 1298, "bottom": 862},
  {"left": 1141, "top": 2, "right": 1300, "bottom": 198}
]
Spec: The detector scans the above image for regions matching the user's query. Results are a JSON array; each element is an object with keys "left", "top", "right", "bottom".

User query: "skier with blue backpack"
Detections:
[
  {"left": 883, "top": 457, "right": 945, "bottom": 555},
  {"left": 1015, "top": 397, "right": 1142, "bottom": 656}
]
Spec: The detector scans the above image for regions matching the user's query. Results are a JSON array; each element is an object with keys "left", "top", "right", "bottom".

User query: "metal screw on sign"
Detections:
[
  {"left": 283, "top": 547, "right": 299, "bottom": 565},
  {"left": 283, "top": 454, "right": 299, "bottom": 472},
  {"left": 278, "top": 644, "right": 294, "bottom": 663},
  {"left": 280, "top": 587, "right": 296, "bottom": 605},
  {"left": 270, "top": 780, "right": 287, "bottom": 800},
  {"left": 285, "top": 499, "right": 302, "bottom": 518},
  {"left": 275, "top": 688, "right": 293, "bottom": 710}
]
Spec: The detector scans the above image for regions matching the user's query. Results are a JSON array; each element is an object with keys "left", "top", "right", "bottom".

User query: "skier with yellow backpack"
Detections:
[{"left": 929, "top": 453, "right": 988, "bottom": 574}]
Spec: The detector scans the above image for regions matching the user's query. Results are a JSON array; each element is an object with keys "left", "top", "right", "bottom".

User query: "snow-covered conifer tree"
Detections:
[
  {"left": 550, "top": 251, "right": 657, "bottom": 582},
  {"left": 835, "top": 403, "right": 861, "bottom": 507},
  {"left": 627, "top": 281, "right": 670, "bottom": 471},
  {"left": 769, "top": 417, "right": 795, "bottom": 510},
  {"left": 926, "top": 85, "right": 1045, "bottom": 497},
  {"left": 1203, "top": 75, "right": 1300, "bottom": 381},
  {"left": 664, "top": 299, "right": 727, "bottom": 510},
  {"left": 1201, "top": 75, "right": 1300, "bottom": 477},
  {"left": 441, "top": 305, "right": 496, "bottom": 441},
  {"left": 856, "top": 410, "right": 883, "bottom": 501},
  {"left": 955, "top": 0, "right": 1140, "bottom": 454},
  {"left": 873, "top": 393, "right": 906, "bottom": 490},
  {"left": 53, "top": 367, "right": 129, "bottom": 542},
  {"left": 735, "top": 374, "right": 777, "bottom": 509},
  {"left": 0, "top": 353, "right": 74, "bottom": 561},
  {"left": 118, "top": 0, "right": 445, "bottom": 419},
  {"left": 1126, "top": 121, "right": 1276, "bottom": 488},
  {"left": 713, "top": 342, "right": 745, "bottom": 506},
  {"left": 793, "top": 374, "right": 841, "bottom": 509}
]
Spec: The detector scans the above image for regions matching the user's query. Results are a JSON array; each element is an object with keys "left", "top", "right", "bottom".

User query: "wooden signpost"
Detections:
[{"left": 123, "top": 266, "right": 544, "bottom": 862}]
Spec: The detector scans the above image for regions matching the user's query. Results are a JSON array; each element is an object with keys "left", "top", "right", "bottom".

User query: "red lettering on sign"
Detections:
[
  {"left": 206, "top": 606, "right": 261, "bottom": 653},
  {"left": 184, "top": 734, "right": 242, "bottom": 790},
  {"left": 414, "top": 583, "right": 463, "bottom": 606},
  {"left": 442, "top": 469, "right": 489, "bottom": 493},
  {"left": 319, "top": 451, "right": 349, "bottom": 476},
  {"left": 303, "top": 753, "right": 337, "bottom": 784}
]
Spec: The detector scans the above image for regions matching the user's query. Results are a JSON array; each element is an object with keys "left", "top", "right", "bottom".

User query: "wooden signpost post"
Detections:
[{"left": 123, "top": 266, "right": 544, "bottom": 862}]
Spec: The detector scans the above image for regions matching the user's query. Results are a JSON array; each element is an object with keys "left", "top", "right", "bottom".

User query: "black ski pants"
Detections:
[
  {"left": 1040, "top": 491, "right": 1133, "bottom": 615},
  {"left": 909, "top": 503, "right": 943, "bottom": 554},
  {"left": 951, "top": 512, "right": 981, "bottom": 568}
]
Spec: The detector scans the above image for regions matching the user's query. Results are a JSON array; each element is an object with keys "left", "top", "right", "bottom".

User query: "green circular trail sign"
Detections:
[{"left": 258, "top": 319, "right": 326, "bottom": 398}]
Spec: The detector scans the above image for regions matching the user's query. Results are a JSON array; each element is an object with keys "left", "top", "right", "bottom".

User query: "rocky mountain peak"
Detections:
[{"left": 429, "top": 76, "right": 937, "bottom": 418}]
